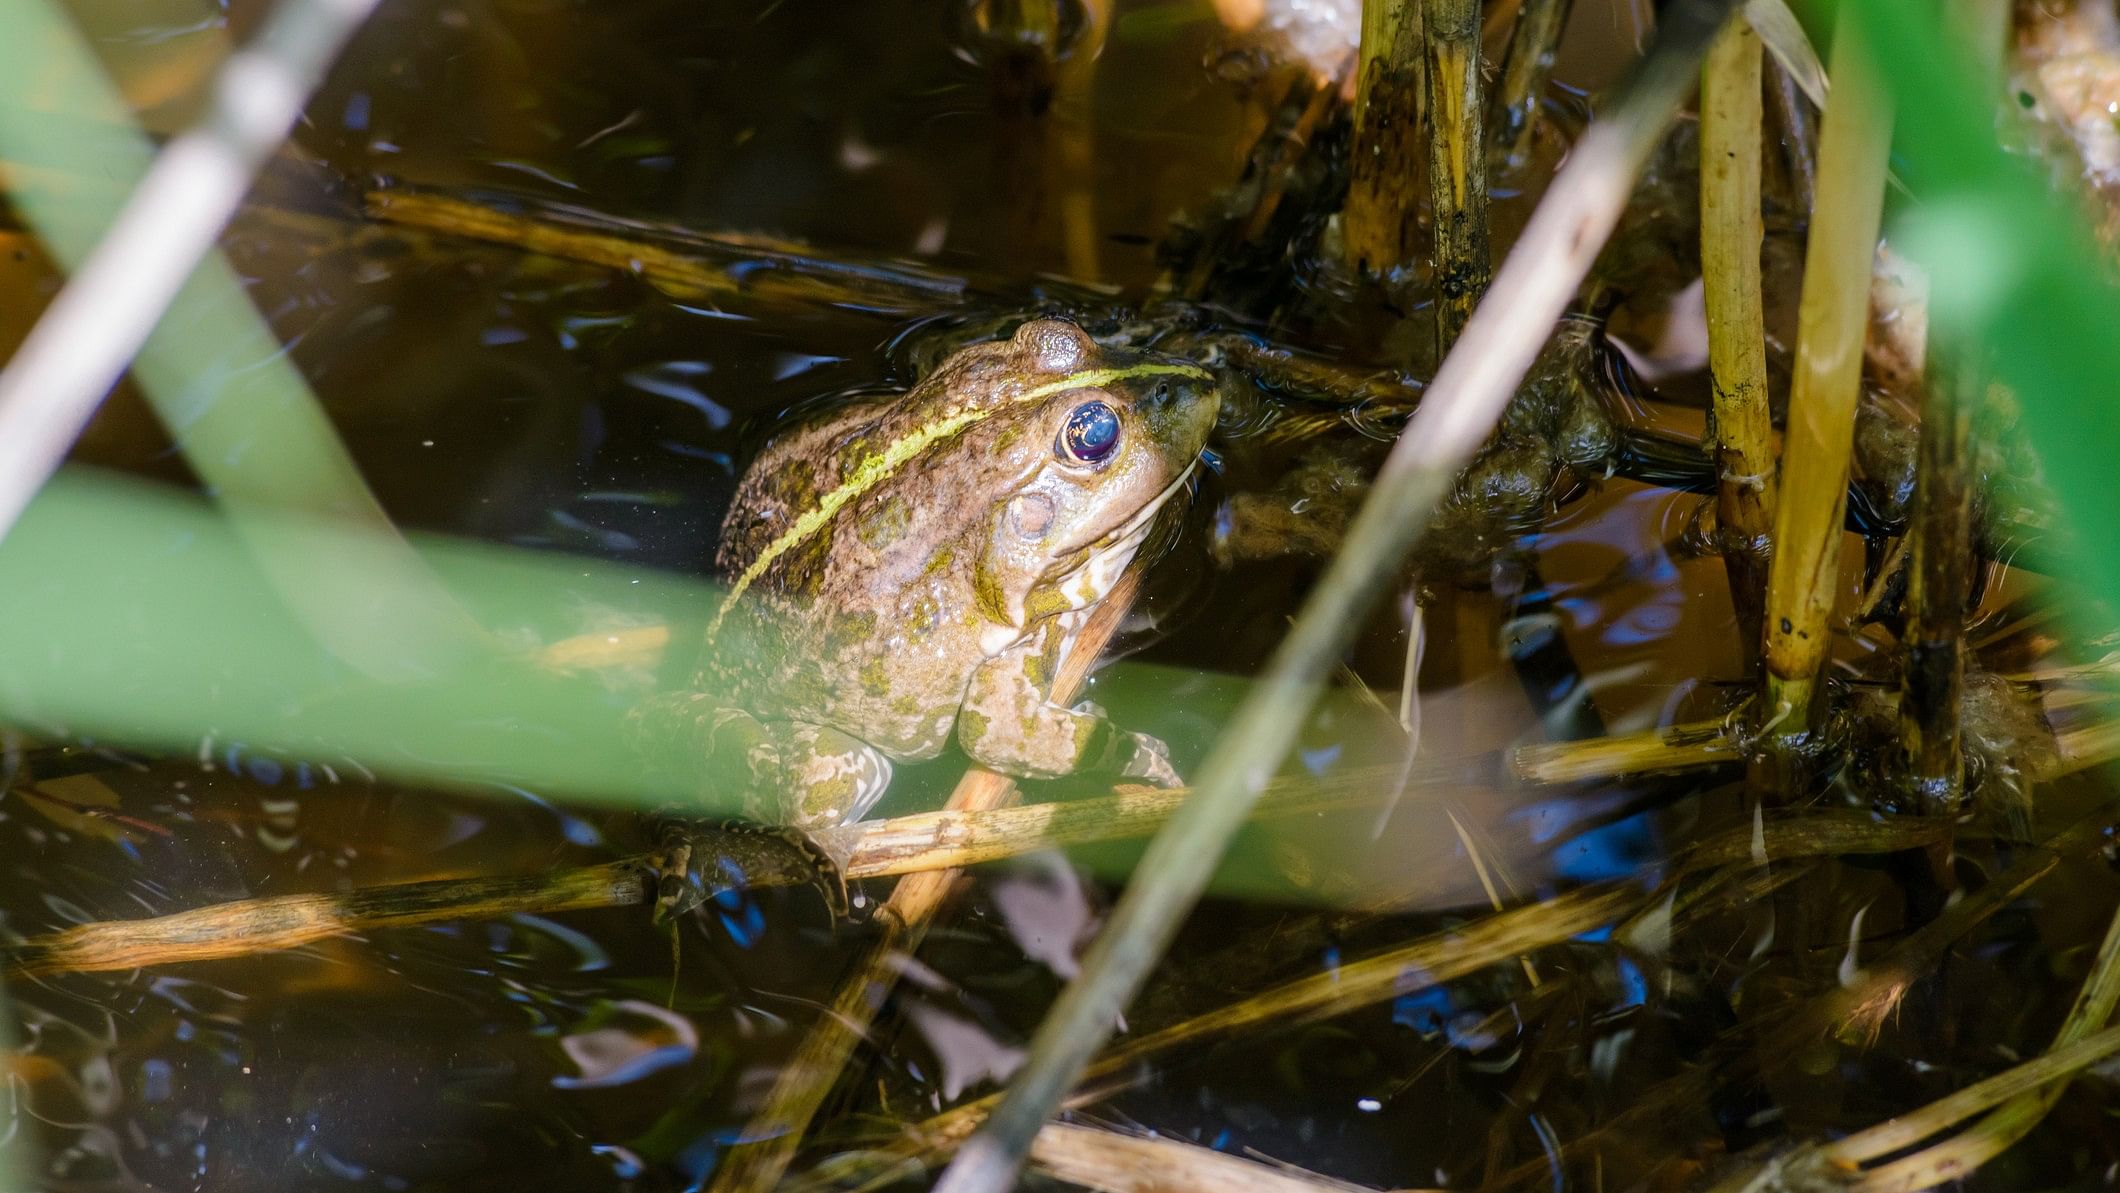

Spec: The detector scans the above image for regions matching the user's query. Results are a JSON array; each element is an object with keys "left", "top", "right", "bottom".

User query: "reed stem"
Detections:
[
  {"left": 1897, "top": 348, "right": 1977, "bottom": 812},
  {"left": 1423, "top": 0, "right": 1492, "bottom": 349},
  {"left": 1344, "top": 0, "right": 1426, "bottom": 275},
  {"left": 1699, "top": 18, "right": 1778, "bottom": 660},
  {"left": 1759, "top": 3, "right": 1893, "bottom": 760}
]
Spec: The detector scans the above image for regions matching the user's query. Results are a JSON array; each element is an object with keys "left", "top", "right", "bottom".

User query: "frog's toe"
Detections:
[
  {"left": 649, "top": 840, "right": 705, "bottom": 925},
  {"left": 1119, "top": 731, "right": 1183, "bottom": 788}
]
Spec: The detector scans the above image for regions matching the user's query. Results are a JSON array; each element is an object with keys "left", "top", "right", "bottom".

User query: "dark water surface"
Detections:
[{"left": 3, "top": 0, "right": 2119, "bottom": 1190}]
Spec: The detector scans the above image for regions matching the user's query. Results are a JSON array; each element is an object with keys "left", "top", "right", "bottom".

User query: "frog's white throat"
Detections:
[{"left": 977, "top": 459, "right": 1197, "bottom": 657}]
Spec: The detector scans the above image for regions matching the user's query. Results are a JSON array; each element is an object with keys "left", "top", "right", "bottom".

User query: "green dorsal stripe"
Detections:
[{"left": 707, "top": 361, "right": 1213, "bottom": 642}]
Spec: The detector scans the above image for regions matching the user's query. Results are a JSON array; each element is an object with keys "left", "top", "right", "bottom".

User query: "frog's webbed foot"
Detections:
[
  {"left": 647, "top": 719, "right": 884, "bottom": 926},
  {"left": 648, "top": 815, "right": 855, "bottom": 923},
  {"left": 1066, "top": 699, "right": 1181, "bottom": 787}
]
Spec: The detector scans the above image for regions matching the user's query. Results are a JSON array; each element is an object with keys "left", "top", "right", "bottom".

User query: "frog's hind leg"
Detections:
[
  {"left": 653, "top": 719, "right": 887, "bottom": 925},
  {"left": 773, "top": 722, "right": 894, "bottom": 835}
]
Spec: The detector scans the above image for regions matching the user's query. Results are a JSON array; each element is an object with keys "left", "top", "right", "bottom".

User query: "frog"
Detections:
[{"left": 650, "top": 317, "right": 1220, "bottom": 918}]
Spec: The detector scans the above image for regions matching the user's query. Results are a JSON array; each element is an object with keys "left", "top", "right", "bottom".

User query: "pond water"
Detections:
[{"left": 2, "top": 0, "right": 2118, "bottom": 1190}]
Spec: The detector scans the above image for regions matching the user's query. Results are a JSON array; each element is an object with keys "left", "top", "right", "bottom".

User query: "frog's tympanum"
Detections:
[{"left": 687, "top": 318, "right": 1219, "bottom": 841}]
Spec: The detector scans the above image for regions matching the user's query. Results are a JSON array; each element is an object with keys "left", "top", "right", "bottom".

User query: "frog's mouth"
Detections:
[{"left": 1089, "top": 456, "right": 1198, "bottom": 556}]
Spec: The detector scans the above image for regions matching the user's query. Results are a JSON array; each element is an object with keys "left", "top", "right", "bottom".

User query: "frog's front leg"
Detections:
[{"left": 958, "top": 625, "right": 1181, "bottom": 787}]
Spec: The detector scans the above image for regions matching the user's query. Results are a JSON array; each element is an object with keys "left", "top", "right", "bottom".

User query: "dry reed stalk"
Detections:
[
  {"left": 812, "top": 885, "right": 1638, "bottom": 1188},
  {"left": 1508, "top": 718, "right": 1739, "bottom": 783},
  {"left": 1423, "top": 0, "right": 1492, "bottom": 349},
  {"left": 1700, "top": 18, "right": 1779, "bottom": 659},
  {"left": 1344, "top": 0, "right": 1426, "bottom": 275},
  {"left": 366, "top": 189, "right": 970, "bottom": 312},
  {"left": 1898, "top": 351, "right": 1977, "bottom": 812},
  {"left": 1759, "top": 3, "right": 1893, "bottom": 761}
]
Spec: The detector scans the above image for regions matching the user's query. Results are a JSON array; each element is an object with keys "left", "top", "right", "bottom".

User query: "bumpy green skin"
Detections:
[{"left": 700, "top": 318, "right": 1219, "bottom": 831}]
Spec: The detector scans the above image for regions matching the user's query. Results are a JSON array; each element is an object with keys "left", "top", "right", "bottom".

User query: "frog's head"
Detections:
[{"left": 956, "top": 318, "right": 1219, "bottom": 636}]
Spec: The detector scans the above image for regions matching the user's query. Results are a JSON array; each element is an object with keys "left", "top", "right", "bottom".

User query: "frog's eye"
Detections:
[{"left": 1060, "top": 401, "right": 1121, "bottom": 464}]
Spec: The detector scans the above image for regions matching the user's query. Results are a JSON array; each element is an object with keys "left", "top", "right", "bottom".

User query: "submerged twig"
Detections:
[
  {"left": 1699, "top": 17, "right": 1779, "bottom": 657},
  {"left": 367, "top": 188, "right": 972, "bottom": 314},
  {"left": 1759, "top": 3, "right": 1894, "bottom": 765},
  {"left": 8, "top": 862, "right": 648, "bottom": 979},
  {"left": 1030, "top": 1122, "right": 1394, "bottom": 1193},
  {"left": 0, "top": 0, "right": 382, "bottom": 544},
  {"left": 1489, "top": 0, "right": 1575, "bottom": 169},
  {"left": 1423, "top": 0, "right": 1492, "bottom": 349}
]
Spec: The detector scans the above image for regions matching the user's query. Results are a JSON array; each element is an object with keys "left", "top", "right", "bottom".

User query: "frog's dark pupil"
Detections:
[{"left": 1063, "top": 402, "right": 1120, "bottom": 462}]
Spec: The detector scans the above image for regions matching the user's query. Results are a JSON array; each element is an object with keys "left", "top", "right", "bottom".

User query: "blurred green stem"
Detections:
[{"left": 0, "top": 0, "right": 483, "bottom": 679}]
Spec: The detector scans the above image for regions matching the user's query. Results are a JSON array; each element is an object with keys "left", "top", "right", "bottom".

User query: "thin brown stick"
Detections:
[
  {"left": 1700, "top": 18, "right": 1779, "bottom": 660},
  {"left": 1344, "top": 0, "right": 1426, "bottom": 275},
  {"left": 705, "top": 571, "right": 1143, "bottom": 1193},
  {"left": 1508, "top": 718, "right": 1740, "bottom": 783},
  {"left": 1898, "top": 349, "right": 1977, "bottom": 812},
  {"left": 1759, "top": 3, "right": 1893, "bottom": 760},
  {"left": 1489, "top": 0, "right": 1574, "bottom": 169},
  {"left": 1763, "top": 56, "right": 1817, "bottom": 209},
  {"left": 366, "top": 188, "right": 971, "bottom": 313},
  {"left": 1424, "top": 0, "right": 1491, "bottom": 350},
  {"left": 7, "top": 862, "right": 647, "bottom": 978}
]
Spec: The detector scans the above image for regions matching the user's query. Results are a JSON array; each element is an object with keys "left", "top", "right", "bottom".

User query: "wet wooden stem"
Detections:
[
  {"left": 1345, "top": 0, "right": 1427, "bottom": 275},
  {"left": 1759, "top": 3, "right": 1893, "bottom": 766},
  {"left": 1898, "top": 351, "right": 1976, "bottom": 813},
  {"left": 1700, "top": 18, "right": 1778, "bottom": 663},
  {"left": 1424, "top": 0, "right": 1491, "bottom": 351},
  {"left": 1489, "top": 0, "right": 1574, "bottom": 169}
]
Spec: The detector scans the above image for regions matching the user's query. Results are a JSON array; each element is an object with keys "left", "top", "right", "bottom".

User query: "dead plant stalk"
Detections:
[
  {"left": 1344, "top": 0, "right": 1426, "bottom": 275},
  {"left": 1424, "top": 0, "right": 1491, "bottom": 349},
  {"left": 1699, "top": 18, "right": 1778, "bottom": 656},
  {"left": 1759, "top": 3, "right": 1893, "bottom": 755}
]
